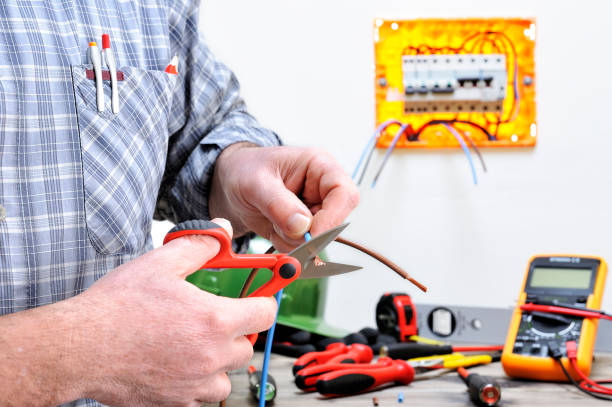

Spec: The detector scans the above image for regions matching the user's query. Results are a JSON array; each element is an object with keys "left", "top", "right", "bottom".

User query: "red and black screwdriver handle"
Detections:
[
  {"left": 293, "top": 342, "right": 373, "bottom": 376},
  {"left": 163, "top": 220, "right": 301, "bottom": 344},
  {"left": 314, "top": 357, "right": 415, "bottom": 397}
]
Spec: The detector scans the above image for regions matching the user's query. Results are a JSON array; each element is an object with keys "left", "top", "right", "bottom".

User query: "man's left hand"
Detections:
[{"left": 209, "top": 144, "right": 359, "bottom": 251}]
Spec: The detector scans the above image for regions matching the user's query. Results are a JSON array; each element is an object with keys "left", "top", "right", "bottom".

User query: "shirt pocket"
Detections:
[{"left": 71, "top": 65, "right": 176, "bottom": 255}]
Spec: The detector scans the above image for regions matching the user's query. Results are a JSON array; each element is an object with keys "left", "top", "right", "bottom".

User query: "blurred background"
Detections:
[{"left": 152, "top": 0, "right": 612, "bottom": 333}]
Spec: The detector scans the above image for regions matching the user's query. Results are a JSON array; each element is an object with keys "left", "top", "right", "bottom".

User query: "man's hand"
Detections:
[
  {"left": 209, "top": 145, "right": 359, "bottom": 251},
  {"left": 0, "top": 219, "right": 277, "bottom": 407}
]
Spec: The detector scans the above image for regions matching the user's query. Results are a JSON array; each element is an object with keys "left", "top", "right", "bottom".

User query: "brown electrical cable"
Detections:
[
  {"left": 238, "top": 236, "right": 427, "bottom": 298},
  {"left": 239, "top": 245, "right": 276, "bottom": 298},
  {"left": 334, "top": 237, "right": 427, "bottom": 292}
]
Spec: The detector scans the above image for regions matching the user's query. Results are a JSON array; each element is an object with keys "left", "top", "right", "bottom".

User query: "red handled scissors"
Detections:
[{"left": 163, "top": 219, "right": 361, "bottom": 344}]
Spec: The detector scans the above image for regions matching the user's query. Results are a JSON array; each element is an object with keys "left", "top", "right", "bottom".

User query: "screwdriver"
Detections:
[
  {"left": 315, "top": 357, "right": 414, "bottom": 397},
  {"left": 409, "top": 353, "right": 499, "bottom": 372},
  {"left": 293, "top": 343, "right": 373, "bottom": 375},
  {"left": 457, "top": 366, "right": 501, "bottom": 407},
  {"left": 380, "top": 343, "right": 504, "bottom": 359}
]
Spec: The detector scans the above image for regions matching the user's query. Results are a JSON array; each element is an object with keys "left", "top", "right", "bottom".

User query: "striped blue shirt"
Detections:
[{"left": 0, "top": 1, "right": 280, "bottom": 405}]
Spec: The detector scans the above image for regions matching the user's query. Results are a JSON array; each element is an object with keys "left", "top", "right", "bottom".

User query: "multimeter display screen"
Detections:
[{"left": 530, "top": 267, "right": 592, "bottom": 289}]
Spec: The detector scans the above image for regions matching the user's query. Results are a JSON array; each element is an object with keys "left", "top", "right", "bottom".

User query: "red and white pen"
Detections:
[{"left": 102, "top": 34, "right": 119, "bottom": 114}]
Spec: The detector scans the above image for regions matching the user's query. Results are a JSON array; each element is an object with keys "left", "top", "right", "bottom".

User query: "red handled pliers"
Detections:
[{"left": 163, "top": 220, "right": 361, "bottom": 344}]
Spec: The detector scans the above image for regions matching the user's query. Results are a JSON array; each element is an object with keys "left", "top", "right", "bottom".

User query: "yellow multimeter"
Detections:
[{"left": 502, "top": 255, "right": 607, "bottom": 381}]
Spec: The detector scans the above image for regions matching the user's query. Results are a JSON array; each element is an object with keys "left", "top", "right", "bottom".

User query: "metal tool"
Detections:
[{"left": 163, "top": 220, "right": 361, "bottom": 344}]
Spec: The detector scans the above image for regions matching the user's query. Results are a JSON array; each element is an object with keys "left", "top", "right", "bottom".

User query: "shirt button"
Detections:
[{"left": 0, "top": 204, "right": 6, "bottom": 221}]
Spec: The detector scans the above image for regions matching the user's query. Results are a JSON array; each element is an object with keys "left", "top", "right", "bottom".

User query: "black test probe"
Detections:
[{"left": 457, "top": 367, "right": 501, "bottom": 407}]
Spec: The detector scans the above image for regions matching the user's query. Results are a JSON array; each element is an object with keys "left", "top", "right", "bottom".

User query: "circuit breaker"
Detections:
[{"left": 402, "top": 54, "right": 507, "bottom": 114}]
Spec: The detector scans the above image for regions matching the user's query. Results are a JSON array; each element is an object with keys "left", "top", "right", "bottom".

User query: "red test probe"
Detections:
[
  {"left": 521, "top": 303, "right": 612, "bottom": 322},
  {"left": 549, "top": 340, "right": 612, "bottom": 400}
]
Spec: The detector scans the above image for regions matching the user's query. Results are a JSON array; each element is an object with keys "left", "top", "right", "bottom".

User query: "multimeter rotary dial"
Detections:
[
  {"left": 527, "top": 313, "right": 575, "bottom": 337},
  {"left": 513, "top": 312, "right": 583, "bottom": 357}
]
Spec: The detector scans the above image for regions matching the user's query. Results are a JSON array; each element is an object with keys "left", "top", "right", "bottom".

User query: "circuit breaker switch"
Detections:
[{"left": 402, "top": 54, "right": 507, "bottom": 114}]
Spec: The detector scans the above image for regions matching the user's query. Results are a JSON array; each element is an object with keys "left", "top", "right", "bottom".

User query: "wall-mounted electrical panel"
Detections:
[
  {"left": 374, "top": 18, "right": 536, "bottom": 148},
  {"left": 402, "top": 54, "right": 507, "bottom": 114}
]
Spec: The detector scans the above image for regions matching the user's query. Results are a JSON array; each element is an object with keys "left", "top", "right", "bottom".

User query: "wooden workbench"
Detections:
[{"left": 204, "top": 352, "right": 612, "bottom": 406}]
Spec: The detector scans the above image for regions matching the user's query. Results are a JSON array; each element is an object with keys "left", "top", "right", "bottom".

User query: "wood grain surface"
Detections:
[{"left": 203, "top": 352, "right": 612, "bottom": 406}]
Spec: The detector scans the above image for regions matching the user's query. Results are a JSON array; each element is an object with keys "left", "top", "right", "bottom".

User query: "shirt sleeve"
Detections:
[{"left": 155, "top": 0, "right": 281, "bottom": 228}]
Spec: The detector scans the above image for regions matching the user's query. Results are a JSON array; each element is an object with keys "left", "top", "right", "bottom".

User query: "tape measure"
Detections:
[
  {"left": 376, "top": 293, "right": 418, "bottom": 341},
  {"left": 501, "top": 255, "right": 607, "bottom": 381}
]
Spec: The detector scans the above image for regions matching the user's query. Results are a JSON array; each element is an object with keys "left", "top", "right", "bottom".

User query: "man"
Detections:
[{"left": 0, "top": 1, "right": 358, "bottom": 406}]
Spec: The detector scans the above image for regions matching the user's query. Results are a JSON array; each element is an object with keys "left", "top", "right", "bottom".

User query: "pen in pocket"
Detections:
[
  {"left": 88, "top": 41, "right": 104, "bottom": 112},
  {"left": 102, "top": 34, "right": 119, "bottom": 114}
]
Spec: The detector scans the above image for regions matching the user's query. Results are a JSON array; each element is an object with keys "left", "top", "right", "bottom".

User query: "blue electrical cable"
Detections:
[
  {"left": 442, "top": 123, "right": 478, "bottom": 185},
  {"left": 352, "top": 136, "right": 376, "bottom": 181},
  {"left": 258, "top": 232, "right": 312, "bottom": 406},
  {"left": 259, "top": 289, "right": 282, "bottom": 406},
  {"left": 371, "top": 123, "right": 411, "bottom": 188},
  {"left": 352, "top": 120, "right": 402, "bottom": 184}
]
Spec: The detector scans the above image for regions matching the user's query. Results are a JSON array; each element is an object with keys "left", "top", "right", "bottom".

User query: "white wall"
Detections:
[{"left": 153, "top": 0, "right": 612, "bottom": 332}]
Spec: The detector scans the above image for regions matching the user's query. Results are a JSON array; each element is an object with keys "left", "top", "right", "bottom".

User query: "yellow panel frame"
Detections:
[{"left": 374, "top": 18, "right": 536, "bottom": 148}]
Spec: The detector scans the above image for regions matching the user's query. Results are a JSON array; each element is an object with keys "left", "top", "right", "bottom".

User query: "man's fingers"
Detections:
[
  {"left": 222, "top": 336, "right": 256, "bottom": 372},
  {"left": 196, "top": 373, "right": 232, "bottom": 403},
  {"left": 251, "top": 176, "right": 313, "bottom": 241},
  {"left": 146, "top": 218, "right": 233, "bottom": 279},
  {"left": 309, "top": 172, "right": 359, "bottom": 236},
  {"left": 223, "top": 296, "right": 278, "bottom": 337}
]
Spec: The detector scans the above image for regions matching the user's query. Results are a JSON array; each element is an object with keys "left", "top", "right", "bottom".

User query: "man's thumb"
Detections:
[
  {"left": 254, "top": 178, "right": 312, "bottom": 240},
  {"left": 158, "top": 218, "right": 233, "bottom": 278}
]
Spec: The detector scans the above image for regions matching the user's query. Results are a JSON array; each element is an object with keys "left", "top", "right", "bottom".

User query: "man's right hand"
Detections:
[{"left": 0, "top": 218, "right": 277, "bottom": 407}]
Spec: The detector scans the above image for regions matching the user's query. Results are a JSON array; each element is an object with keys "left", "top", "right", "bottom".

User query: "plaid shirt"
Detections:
[{"left": 0, "top": 1, "right": 280, "bottom": 405}]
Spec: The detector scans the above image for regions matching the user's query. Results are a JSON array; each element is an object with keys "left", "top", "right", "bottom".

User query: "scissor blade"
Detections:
[
  {"left": 288, "top": 223, "right": 349, "bottom": 267},
  {"left": 300, "top": 261, "right": 362, "bottom": 279}
]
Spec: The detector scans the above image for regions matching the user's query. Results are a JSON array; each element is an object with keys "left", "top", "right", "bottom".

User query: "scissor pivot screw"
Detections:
[{"left": 279, "top": 263, "right": 297, "bottom": 279}]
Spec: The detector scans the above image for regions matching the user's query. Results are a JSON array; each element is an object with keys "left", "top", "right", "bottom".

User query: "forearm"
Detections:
[{"left": 0, "top": 298, "right": 89, "bottom": 405}]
